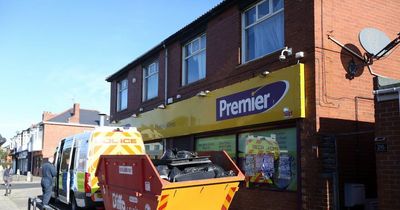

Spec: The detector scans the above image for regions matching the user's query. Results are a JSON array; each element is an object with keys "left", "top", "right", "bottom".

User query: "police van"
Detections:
[{"left": 52, "top": 126, "right": 145, "bottom": 209}]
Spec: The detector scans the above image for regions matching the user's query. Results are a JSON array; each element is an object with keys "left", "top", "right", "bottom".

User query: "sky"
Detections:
[{"left": 0, "top": 0, "right": 223, "bottom": 140}]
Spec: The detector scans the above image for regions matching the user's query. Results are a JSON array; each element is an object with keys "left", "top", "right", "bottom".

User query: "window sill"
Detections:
[
  {"left": 237, "top": 49, "right": 282, "bottom": 69},
  {"left": 117, "top": 108, "right": 128, "bottom": 113},
  {"left": 179, "top": 77, "right": 207, "bottom": 90}
]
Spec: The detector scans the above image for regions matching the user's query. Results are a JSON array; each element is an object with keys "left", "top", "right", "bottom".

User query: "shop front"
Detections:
[
  {"left": 16, "top": 150, "right": 29, "bottom": 175},
  {"left": 31, "top": 151, "right": 43, "bottom": 176},
  {"left": 117, "top": 64, "right": 306, "bottom": 208}
]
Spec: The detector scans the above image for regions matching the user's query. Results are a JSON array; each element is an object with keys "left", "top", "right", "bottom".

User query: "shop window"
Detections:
[
  {"left": 117, "top": 79, "right": 128, "bottom": 111},
  {"left": 196, "top": 135, "right": 236, "bottom": 158},
  {"left": 182, "top": 34, "right": 206, "bottom": 85},
  {"left": 145, "top": 141, "right": 164, "bottom": 159},
  {"left": 238, "top": 127, "right": 297, "bottom": 191},
  {"left": 143, "top": 61, "right": 159, "bottom": 101},
  {"left": 242, "top": 0, "right": 284, "bottom": 62}
]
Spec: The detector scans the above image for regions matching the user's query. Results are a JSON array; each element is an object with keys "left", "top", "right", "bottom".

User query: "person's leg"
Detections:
[
  {"left": 7, "top": 179, "right": 11, "bottom": 195},
  {"left": 4, "top": 181, "right": 9, "bottom": 196},
  {"left": 42, "top": 187, "right": 52, "bottom": 205}
]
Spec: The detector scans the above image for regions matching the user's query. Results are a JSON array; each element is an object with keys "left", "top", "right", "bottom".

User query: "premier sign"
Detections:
[{"left": 216, "top": 81, "right": 289, "bottom": 121}]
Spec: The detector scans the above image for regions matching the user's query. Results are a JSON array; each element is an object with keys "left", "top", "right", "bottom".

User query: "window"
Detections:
[
  {"left": 238, "top": 127, "right": 297, "bottom": 191},
  {"left": 182, "top": 34, "right": 206, "bottom": 85},
  {"left": 117, "top": 79, "right": 128, "bottom": 111},
  {"left": 196, "top": 135, "right": 236, "bottom": 158},
  {"left": 242, "top": 0, "right": 284, "bottom": 62},
  {"left": 143, "top": 61, "right": 159, "bottom": 101}
]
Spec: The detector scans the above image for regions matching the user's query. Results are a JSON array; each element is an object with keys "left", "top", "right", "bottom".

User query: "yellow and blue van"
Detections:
[{"left": 52, "top": 126, "right": 145, "bottom": 209}]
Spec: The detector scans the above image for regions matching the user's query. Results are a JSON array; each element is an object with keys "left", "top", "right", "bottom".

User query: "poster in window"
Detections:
[{"left": 238, "top": 127, "right": 297, "bottom": 191}]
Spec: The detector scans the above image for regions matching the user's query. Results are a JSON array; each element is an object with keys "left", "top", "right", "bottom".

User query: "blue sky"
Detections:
[{"left": 0, "top": 0, "right": 222, "bottom": 139}]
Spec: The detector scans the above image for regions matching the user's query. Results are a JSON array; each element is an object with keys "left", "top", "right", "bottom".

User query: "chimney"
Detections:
[
  {"left": 99, "top": 113, "right": 106, "bottom": 126},
  {"left": 68, "top": 103, "right": 80, "bottom": 123},
  {"left": 42, "top": 111, "right": 55, "bottom": 121}
]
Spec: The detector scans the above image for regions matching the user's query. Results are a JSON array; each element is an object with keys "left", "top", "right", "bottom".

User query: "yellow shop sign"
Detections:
[{"left": 118, "top": 64, "right": 305, "bottom": 141}]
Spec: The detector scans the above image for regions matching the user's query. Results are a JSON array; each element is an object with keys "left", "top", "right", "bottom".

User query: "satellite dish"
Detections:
[{"left": 359, "top": 28, "right": 392, "bottom": 58}]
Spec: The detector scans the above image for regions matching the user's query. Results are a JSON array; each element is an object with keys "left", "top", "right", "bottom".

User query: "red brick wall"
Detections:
[
  {"left": 231, "top": 189, "right": 298, "bottom": 210},
  {"left": 375, "top": 98, "right": 400, "bottom": 210},
  {"left": 314, "top": 0, "right": 400, "bottom": 127},
  {"left": 312, "top": 1, "right": 400, "bottom": 208},
  {"left": 107, "top": 0, "right": 400, "bottom": 209},
  {"left": 42, "top": 124, "right": 94, "bottom": 158}
]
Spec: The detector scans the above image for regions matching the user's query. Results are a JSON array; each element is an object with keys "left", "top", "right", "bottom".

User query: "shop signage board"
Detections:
[{"left": 118, "top": 64, "right": 306, "bottom": 141}]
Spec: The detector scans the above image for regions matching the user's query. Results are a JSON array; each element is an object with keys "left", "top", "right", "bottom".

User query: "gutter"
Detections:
[
  {"left": 373, "top": 87, "right": 400, "bottom": 112},
  {"left": 42, "top": 121, "right": 97, "bottom": 128}
]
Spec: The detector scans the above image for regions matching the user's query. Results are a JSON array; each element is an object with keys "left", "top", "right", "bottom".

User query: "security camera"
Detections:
[
  {"left": 279, "top": 47, "right": 292, "bottom": 62},
  {"left": 279, "top": 54, "right": 287, "bottom": 61}
]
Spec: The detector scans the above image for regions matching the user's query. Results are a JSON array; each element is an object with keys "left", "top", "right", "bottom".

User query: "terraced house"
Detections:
[{"left": 106, "top": 0, "right": 400, "bottom": 209}]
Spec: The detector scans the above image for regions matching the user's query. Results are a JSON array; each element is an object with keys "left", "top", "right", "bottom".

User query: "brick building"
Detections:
[
  {"left": 9, "top": 103, "right": 108, "bottom": 176},
  {"left": 106, "top": 0, "right": 400, "bottom": 209},
  {"left": 374, "top": 78, "right": 400, "bottom": 210}
]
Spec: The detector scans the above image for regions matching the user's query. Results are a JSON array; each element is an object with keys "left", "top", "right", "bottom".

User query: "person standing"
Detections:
[
  {"left": 41, "top": 157, "right": 56, "bottom": 209},
  {"left": 3, "top": 165, "right": 13, "bottom": 196}
]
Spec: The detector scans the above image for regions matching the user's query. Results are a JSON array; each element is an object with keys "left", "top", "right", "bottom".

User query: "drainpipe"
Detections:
[{"left": 163, "top": 43, "right": 168, "bottom": 105}]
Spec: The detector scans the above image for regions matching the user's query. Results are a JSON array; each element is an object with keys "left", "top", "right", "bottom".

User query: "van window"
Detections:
[
  {"left": 77, "top": 139, "right": 88, "bottom": 171},
  {"left": 60, "top": 148, "right": 71, "bottom": 172},
  {"left": 70, "top": 147, "right": 76, "bottom": 170}
]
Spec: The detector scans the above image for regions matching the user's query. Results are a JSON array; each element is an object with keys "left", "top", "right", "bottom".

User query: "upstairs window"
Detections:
[
  {"left": 242, "top": 0, "right": 284, "bottom": 62},
  {"left": 143, "top": 61, "right": 159, "bottom": 101},
  {"left": 117, "top": 79, "right": 128, "bottom": 111},
  {"left": 182, "top": 34, "right": 206, "bottom": 85}
]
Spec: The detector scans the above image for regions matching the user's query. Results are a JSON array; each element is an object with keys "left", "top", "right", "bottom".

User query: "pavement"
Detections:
[{"left": 0, "top": 171, "right": 42, "bottom": 210}]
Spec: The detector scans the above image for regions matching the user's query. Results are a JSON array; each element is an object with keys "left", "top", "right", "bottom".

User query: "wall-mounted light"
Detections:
[
  {"left": 260, "top": 70, "right": 270, "bottom": 77},
  {"left": 139, "top": 107, "right": 143, "bottom": 112},
  {"left": 157, "top": 104, "right": 166, "bottom": 109},
  {"left": 197, "top": 90, "right": 210, "bottom": 97},
  {"left": 167, "top": 97, "right": 174, "bottom": 104}
]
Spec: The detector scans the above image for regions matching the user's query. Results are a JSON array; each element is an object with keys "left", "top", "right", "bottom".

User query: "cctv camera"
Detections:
[{"left": 279, "top": 47, "right": 292, "bottom": 62}]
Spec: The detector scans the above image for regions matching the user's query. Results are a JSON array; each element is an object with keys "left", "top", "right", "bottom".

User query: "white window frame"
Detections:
[
  {"left": 182, "top": 34, "right": 206, "bottom": 86},
  {"left": 116, "top": 79, "right": 128, "bottom": 111},
  {"left": 142, "top": 61, "right": 159, "bottom": 101},
  {"left": 241, "top": 0, "right": 284, "bottom": 63}
]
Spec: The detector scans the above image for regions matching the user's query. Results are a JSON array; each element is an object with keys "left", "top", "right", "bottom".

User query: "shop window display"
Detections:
[
  {"left": 145, "top": 141, "right": 164, "bottom": 159},
  {"left": 196, "top": 135, "right": 236, "bottom": 158},
  {"left": 238, "top": 127, "right": 297, "bottom": 191}
]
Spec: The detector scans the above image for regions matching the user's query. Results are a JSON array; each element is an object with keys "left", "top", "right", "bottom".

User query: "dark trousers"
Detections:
[
  {"left": 41, "top": 179, "right": 53, "bottom": 205},
  {"left": 4, "top": 180, "right": 11, "bottom": 195}
]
